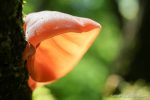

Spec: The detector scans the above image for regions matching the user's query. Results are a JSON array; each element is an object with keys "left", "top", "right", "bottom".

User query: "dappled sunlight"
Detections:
[{"left": 23, "top": 0, "right": 150, "bottom": 100}]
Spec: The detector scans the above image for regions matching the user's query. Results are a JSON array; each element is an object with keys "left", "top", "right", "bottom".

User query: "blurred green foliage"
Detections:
[
  {"left": 23, "top": 0, "right": 123, "bottom": 100},
  {"left": 103, "top": 80, "right": 150, "bottom": 100}
]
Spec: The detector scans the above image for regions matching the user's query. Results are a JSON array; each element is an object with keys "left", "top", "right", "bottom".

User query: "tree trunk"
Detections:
[{"left": 0, "top": 0, "right": 31, "bottom": 99}]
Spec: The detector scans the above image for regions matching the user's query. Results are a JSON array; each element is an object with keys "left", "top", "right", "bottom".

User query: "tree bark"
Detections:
[{"left": 0, "top": 0, "right": 31, "bottom": 99}]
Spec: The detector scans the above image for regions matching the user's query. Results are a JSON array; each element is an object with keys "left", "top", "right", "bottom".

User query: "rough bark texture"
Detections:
[{"left": 0, "top": 0, "right": 31, "bottom": 99}]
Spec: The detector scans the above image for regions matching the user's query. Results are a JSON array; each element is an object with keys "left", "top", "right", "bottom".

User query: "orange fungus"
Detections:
[{"left": 23, "top": 11, "right": 101, "bottom": 89}]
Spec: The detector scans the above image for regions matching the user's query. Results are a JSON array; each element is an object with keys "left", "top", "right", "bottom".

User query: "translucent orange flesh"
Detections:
[
  {"left": 23, "top": 11, "right": 101, "bottom": 84},
  {"left": 27, "top": 28, "right": 100, "bottom": 82}
]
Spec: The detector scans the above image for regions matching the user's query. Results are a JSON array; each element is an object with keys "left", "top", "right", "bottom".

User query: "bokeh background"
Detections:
[{"left": 23, "top": 0, "right": 150, "bottom": 100}]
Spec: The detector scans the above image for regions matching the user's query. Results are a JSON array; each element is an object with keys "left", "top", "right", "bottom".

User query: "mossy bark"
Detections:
[{"left": 0, "top": 0, "right": 31, "bottom": 99}]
